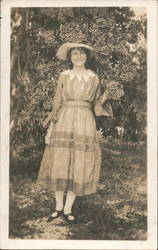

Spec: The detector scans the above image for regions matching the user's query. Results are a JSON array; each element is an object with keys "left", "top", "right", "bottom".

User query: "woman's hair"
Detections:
[{"left": 66, "top": 47, "right": 97, "bottom": 72}]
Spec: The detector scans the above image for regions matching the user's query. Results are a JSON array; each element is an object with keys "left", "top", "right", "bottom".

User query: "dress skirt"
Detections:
[{"left": 37, "top": 100, "right": 101, "bottom": 196}]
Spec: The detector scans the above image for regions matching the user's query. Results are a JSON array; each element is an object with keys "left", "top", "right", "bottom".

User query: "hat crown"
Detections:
[{"left": 56, "top": 42, "right": 94, "bottom": 60}]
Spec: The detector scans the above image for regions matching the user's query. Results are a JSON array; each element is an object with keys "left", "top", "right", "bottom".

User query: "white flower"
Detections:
[{"left": 116, "top": 126, "right": 124, "bottom": 136}]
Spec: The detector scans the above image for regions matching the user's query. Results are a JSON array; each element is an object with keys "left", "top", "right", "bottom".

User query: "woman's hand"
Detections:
[
  {"left": 45, "top": 122, "right": 54, "bottom": 145},
  {"left": 45, "top": 134, "right": 51, "bottom": 145}
]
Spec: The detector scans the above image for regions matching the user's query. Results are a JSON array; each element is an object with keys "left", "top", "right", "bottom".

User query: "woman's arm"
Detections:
[
  {"left": 43, "top": 74, "right": 63, "bottom": 128},
  {"left": 93, "top": 76, "right": 113, "bottom": 118},
  {"left": 93, "top": 75, "right": 114, "bottom": 141}
]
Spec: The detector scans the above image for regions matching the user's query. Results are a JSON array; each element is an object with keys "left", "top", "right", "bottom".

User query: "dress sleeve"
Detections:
[
  {"left": 43, "top": 74, "right": 63, "bottom": 127},
  {"left": 50, "top": 74, "right": 63, "bottom": 122},
  {"left": 93, "top": 76, "right": 113, "bottom": 118}
]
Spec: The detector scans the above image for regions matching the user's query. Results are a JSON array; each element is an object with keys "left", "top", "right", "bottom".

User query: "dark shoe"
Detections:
[
  {"left": 62, "top": 212, "right": 76, "bottom": 224},
  {"left": 47, "top": 210, "right": 62, "bottom": 222}
]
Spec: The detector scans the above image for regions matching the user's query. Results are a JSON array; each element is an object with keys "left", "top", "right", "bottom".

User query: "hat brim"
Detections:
[{"left": 56, "top": 43, "right": 94, "bottom": 60}]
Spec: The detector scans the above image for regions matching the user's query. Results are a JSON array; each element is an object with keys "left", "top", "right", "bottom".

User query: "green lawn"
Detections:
[{"left": 9, "top": 137, "right": 147, "bottom": 240}]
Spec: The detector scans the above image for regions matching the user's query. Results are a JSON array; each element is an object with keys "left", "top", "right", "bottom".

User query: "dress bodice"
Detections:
[
  {"left": 50, "top": 69, "right": 113, "bottom": 122},
  {"left": 59, "top": 69, "right": 100, "bottom": 102}
]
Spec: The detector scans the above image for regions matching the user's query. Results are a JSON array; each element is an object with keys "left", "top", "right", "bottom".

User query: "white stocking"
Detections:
[
  {"left": 55, "top": 191, "right": 64, "bottom": 211},
  {"left": 64, "top": 191, "right": 76, "bottom": 215}
]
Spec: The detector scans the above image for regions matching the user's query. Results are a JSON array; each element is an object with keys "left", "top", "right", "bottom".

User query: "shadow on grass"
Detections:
[
  {"left": 9, "top": 179, "right": 147, "bottom": 240},
  {"left": 67, "top": 193, "right": 147, "bottom": 240},
  {"left": 9, "top": 139, "right": 147, "bottom": 240},
  {"left": 9, "top": 190, "right": 147, "bottom": 240},
  {"left": 9, "top": 178, "right": 55, "bottom": 239}
]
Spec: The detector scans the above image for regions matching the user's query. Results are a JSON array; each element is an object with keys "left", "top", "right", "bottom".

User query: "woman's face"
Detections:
[{"left": 70, "top": 48, "right": 87, "bottom": 67}]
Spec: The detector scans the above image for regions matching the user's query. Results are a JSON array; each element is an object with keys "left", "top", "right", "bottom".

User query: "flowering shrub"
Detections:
[
  {"left": 104, "top": 81, "right": 124, "bottom": 100},
  {"left": 10, "top": 7, "right": 147, "bottom": 171}
]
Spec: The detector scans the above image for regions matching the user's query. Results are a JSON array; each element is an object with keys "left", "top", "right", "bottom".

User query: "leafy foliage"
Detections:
[{"left": 10, "top": 7, "right": 147, "bottom": 169}]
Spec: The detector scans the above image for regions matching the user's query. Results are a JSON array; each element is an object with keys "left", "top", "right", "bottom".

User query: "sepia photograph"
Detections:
[{"left": 0, "top": 0, "right": 157, "bottom": 249}]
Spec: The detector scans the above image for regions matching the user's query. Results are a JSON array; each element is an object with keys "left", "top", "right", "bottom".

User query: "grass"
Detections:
[{"left": 9, "top": 137, "right": 147, "bottom": 240}]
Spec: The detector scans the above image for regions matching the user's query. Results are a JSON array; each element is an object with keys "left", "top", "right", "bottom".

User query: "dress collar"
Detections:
[{"left": 68, "top": 69, "right": 95, "bottom": 82}]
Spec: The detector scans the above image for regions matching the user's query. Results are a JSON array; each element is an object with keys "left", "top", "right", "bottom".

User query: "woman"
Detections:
[{"left": 37, "top": 42, "right": 113, "bottom": 224}]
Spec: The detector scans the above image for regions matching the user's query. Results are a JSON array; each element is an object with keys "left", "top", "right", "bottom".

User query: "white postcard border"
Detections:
[{"left": 0, "top": 0, "right": 157, "bottom": 249}]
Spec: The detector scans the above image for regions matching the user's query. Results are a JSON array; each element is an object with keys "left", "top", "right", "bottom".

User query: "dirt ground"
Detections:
[{"left": 9, "top": 138, "right": 147, "bottom": 240}]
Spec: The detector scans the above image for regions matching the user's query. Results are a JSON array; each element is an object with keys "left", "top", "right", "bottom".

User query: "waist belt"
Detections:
[{"left": 64, "top": 100, "right": 92, "bottom": 109}]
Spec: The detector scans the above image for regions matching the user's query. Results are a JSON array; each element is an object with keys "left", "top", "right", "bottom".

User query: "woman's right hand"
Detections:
[
  {"left": 45, "top": 135, "right": 51, "bottom": 145},
  {"left": 45, "top": 122, "right": 54, "bottom": 145}
]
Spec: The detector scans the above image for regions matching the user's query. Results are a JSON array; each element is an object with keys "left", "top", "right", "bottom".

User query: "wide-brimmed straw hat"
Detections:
[{"left": 56, "top": 42, "right": 94, "bottom": 60}]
